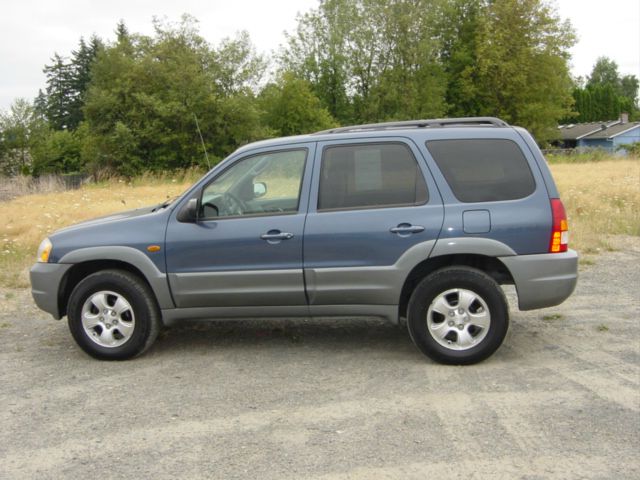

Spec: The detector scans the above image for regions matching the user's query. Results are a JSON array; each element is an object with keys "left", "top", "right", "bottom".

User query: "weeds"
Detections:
[
  {"left": 545, "top": 148, "right": 623, "bottom": 164},
  {"left": 550, "top": 159, "right": 640, "bottom": 253},
  {"left": 543, "top": 313, "right": 564, "bottom": 321}
]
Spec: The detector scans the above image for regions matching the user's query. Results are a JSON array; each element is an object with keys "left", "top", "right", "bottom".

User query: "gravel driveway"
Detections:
[{"left": 1, "top": 237, "right": 638, "bottom": 479}]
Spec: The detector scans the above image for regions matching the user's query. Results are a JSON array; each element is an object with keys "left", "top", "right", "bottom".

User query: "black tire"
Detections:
[
  {"left": 67, "top": 269, "right": 161, "bottom": 360},
  {"left": 407, "top": 266, "right": 509, "bottom": 365}
]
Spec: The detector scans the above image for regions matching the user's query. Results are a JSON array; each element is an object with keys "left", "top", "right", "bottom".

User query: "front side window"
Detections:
[
  {"left": 200, "top": 149, "right": 307, "bottom": 219},
  {"left": 318, "top": 143, "right": 428, "bottom": 210}
]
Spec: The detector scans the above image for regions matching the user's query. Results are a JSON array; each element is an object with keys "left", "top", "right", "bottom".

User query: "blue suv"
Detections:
[{"left": 30, "top": 118, "right": 578, "bottom": 364}]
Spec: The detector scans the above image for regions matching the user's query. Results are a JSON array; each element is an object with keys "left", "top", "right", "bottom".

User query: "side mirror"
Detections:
[
  {"left": 177, "top": 197, "right": 198, "bottom": 223},
  {"left": 253, "top": 182, "right": 267, "bottom": 198}
]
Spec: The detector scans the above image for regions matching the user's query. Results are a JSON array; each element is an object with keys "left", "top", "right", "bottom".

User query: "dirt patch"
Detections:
[{"left": 1, "top": 237, "right": 638, "bottom": 479}]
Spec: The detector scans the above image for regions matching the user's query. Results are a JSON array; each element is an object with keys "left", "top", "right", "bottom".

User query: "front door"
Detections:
[{"left": 165, "top": 145, "right": 314, "bottom": 308}]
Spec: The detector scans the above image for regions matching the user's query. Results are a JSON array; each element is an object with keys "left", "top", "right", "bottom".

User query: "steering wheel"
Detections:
[{"left": 223, "top": 192, "right": 247, "bottom": 216}]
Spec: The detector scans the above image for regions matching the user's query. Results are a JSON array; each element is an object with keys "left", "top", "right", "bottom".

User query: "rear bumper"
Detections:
[
  {"left": 30, "top": 263, "right": 72, "bottom": 319},
  {"left": 500, "top": 250, "right": 578, "bottom": 311}
]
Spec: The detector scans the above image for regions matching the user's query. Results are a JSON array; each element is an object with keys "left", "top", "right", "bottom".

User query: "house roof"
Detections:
[
  {"left": 557, "top": 121, "right": 619, "bottom": 140},
  {"left": 582, "top": 122, "right": 640, "bottom": 140}
]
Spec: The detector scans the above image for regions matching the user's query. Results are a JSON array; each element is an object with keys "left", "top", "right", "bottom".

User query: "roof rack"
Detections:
[{"left": 314, "top": 117, "right": 509, "bottom": 135}]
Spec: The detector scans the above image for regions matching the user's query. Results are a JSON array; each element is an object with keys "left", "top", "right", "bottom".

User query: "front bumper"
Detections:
[
  {"left": 500, "top": 249, "right": 578, "bottom": 311},
  {"left": 30, "top": 263, "right": 72, "bottom": 319}
]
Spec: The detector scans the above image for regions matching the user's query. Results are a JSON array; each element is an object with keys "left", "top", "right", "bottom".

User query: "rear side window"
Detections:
[
  {"left": 318, "top": 143, "right": 428, "bottom": 210},
  {"left": 426, "top": 139, "right": 536, "bottom": 202}
]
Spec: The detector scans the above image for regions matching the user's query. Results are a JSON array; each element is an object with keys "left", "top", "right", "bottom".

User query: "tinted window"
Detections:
[
  {"left": 318, "top": 143, "right": 428, "bottom": 210},
  {"left": 426, "top": 139, "right": 536, "bottom": 202}
]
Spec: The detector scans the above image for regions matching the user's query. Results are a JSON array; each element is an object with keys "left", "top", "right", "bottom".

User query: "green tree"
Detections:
[
  {"left": 82, "top": 16, "right": 266, "bottom": 176},
  {"left": 439, "top": 0, "right": 484, "bottom": 117},
  {"left": 587, "top": 57, "right": 621, "bottom": 91},
  {"left": 470, "top": 0, "right": 576, "bottom": 142},
  {"left": 67, "top": 36, "right": 103, "bottom": 130},
  {"left": 42, "top": 54, "right": 74, "bottom": 130},
  {"left": 259, "top": 72, "right": 336, "bottom": 136},
  {"left": 31, "top": 128, "right": 85, "bottom": 175},
  {"left": 282, "top": 0, "right": 353, "bottom": 122},
  {"left": 0, "top": 99, "right": 48, "bottom": 175},
  {"left": 568, "top": 57, "right": 638, "bottom": 121},
  {"left": 282, "top": 0, "right": 447, "bottom": 124},
  {"left": 38, "top": 36, "right": 103, "bottom": 131}
]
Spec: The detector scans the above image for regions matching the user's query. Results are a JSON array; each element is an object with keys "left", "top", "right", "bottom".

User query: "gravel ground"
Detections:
[{"left": 0, "top": 237, "right": 638, "bottom": 480}]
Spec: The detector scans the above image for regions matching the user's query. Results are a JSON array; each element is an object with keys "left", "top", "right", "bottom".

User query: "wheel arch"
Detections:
[
  {"left": 57, "top": 246, "right": 174, "bottom": 318},
  {"left": 398, "top": 253, "right": 514, "bottom": 321}
]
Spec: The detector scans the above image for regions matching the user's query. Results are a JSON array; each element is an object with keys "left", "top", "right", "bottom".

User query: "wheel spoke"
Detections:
[
  {"left": 457, "top": 289, "right": 478, "bottom": 311},
  {"left": 430, "top": 321, "right": 452, "bottom": 341},
  {"left": 115, "top": 321, "right": 134, "bottom": 340},
  {"left": 456, "top": 328, "right": 475, "bottom": 348},
  {"left": 469, "top": 309, "right": 491, "bottom": 330},
  {"left": 90, "top": 292, "right": 110, "bottom": 312},
  {"left": 430, "top": 296, "right": 451, "bottom": 316},
  {"left": 99, "top": 327, "right": 116, "bottom": 346},
  {"left": 113, "top": 297, "right": 130, "bottom": 316},
  {"left": 82, "top": 311, "right": 101, "bottom": 330}
]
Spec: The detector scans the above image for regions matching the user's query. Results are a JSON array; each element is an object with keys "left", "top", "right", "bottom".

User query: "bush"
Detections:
[{"left": 616, "top": 141, "right": 640, "bottom": 157}]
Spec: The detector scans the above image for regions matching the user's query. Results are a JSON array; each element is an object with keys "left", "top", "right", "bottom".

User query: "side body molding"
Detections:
[{"left": 58, "top": 246, "right": 175, "bottom": 310}]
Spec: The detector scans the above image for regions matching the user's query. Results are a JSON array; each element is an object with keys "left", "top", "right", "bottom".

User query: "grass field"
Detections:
[{"left": 0, "top": 158, "right": 638, "bottom": 288}]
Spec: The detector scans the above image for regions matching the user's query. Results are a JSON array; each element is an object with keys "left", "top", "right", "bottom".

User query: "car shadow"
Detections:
[{"left": 149, "top": 316, "right": 418, "bottom": 358}]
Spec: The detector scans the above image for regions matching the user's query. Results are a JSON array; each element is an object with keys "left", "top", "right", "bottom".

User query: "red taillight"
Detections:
[{"left": 549, "top": 198, "right": 569, "bottom": 253}]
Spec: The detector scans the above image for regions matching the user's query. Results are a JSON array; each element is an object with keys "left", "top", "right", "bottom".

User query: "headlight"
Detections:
[{"left": 37, "top": 238, "right": 53, "bottom": 263}]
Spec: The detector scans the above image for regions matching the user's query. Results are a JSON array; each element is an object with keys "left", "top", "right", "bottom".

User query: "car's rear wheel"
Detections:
[
  {"left": 67, "top": 269, "right": 160, "bottom": 360},
  {"left": 407, "top": 266, "right": 509, "bottom": 365}
]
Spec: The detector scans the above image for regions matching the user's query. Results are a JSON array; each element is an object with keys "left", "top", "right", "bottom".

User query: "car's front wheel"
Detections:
[
  {"left": 407, "top": 266, "right": 509, "bottom": 365},
  {"left": 67, "top": 269, "right": 160, "bottom": 360}
]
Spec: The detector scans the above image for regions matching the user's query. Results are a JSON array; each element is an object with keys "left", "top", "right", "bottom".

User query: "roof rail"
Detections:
[{"left": 314, "top": 117, "right": 509, "bottom": 135}]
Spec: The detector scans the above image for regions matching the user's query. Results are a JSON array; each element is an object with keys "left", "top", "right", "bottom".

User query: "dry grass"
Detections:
[
  {"left": 0, "top": 159, "right": 638, "bottom": 288},
  {"left": 550, "top": 159, "right": 640, "bottom": 254},
  {"left": 0, "top": 177, "right": 194, "bottom": 287}
]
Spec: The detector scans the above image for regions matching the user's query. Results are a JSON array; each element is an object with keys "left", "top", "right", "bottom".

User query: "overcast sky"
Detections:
[{"left": 1, "top": 0, "right": 638, "bottom": 111}]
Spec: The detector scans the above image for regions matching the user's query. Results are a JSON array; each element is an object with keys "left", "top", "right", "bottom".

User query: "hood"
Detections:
[{"left": 52, "top": 204, "right": 164, "bottom": 235}]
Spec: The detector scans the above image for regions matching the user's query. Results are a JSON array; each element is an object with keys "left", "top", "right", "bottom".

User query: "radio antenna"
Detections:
[{"left": 193, "top": 113, "right": 211, "bottom": 170}]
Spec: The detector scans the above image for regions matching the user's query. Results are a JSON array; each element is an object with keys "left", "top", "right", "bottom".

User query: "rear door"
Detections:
[{"left": 303, "top": 138, "right": 444, "bottom": 306}]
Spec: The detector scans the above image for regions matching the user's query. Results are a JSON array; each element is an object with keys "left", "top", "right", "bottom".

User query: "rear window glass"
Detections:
[
  {"left": 425, "top": 139, "right": 536, "bottom": 202},
  {"left": 318, "top": 143, "right": 428, "bottom": 210}
]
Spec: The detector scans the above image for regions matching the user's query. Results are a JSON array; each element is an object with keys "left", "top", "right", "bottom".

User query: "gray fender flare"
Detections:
[
  {"left": 430, "top": 237, "right": 517, "bottom": 258},
  {"left": 59, "top": 246, "right": 175, "bottom": 309}
]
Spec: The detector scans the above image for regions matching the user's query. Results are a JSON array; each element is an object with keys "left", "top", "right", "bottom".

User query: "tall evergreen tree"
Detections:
[
  {"left": 67, "top": 36, "right": 103, "bottom": 130},
  {"left": 568, "top": 57, "right": 638, "bottom": 122},
  {"left": 42, "top": 54, "right": 74, "bottom": 130}
]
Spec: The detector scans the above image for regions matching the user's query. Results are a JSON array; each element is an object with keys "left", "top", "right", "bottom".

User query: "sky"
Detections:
[{"left": 0, "top": 0, "right": 638, "bottom": 110}]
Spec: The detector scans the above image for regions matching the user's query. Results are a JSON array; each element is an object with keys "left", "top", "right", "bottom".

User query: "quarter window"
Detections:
[
  {"left": 318, "top": 143, "right": 428, "bottom": 210},
  {"left": 426, "top": 139, "right": 536, "bottom": 202}
]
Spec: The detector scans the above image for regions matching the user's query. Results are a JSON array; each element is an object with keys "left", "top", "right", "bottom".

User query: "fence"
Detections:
[{"left": 0, "top": 173, "right": 90, "bottom": 202}]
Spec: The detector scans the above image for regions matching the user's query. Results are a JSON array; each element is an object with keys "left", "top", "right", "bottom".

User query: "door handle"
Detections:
[
  {"left": 390, "top": 224, "right": 425, "bottom": 234},
  {"left": 260, "top": 231, "right": 294, "bottom": 241}
]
